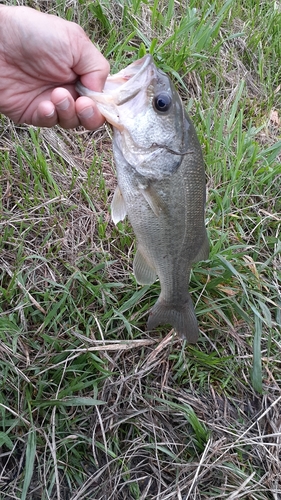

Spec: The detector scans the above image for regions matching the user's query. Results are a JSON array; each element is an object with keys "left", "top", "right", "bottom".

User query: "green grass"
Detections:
[{"left": 1, "top": 0, "right": 281, "bottom": 498}]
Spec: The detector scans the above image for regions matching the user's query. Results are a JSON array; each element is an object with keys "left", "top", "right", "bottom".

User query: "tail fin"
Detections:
[{"left": 146, "top": 295, "right": 199, "bottom": 343}]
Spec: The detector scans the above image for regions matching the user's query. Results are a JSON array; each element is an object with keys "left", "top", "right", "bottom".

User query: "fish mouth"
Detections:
[
  {"left": 76, "top": 54, "right": 156, "bottom": 129},
  {"left": 103, "top": 54, "right": 154, "bottom": 104}
]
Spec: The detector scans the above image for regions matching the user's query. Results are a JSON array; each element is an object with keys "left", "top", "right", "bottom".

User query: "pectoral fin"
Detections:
[
  {"left": 140, "top": 185, "right": 165, "bottom": 217},
  {"left": 111, "top": 185, "right": 127, "bottom": 224},
  {"left": 133, "top": 247, "right": 157, "bottom": 285}
]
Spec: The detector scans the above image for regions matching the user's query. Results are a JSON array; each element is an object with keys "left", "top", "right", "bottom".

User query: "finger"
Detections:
[
  {"left": 76, "top": 96, "right": 105, "bottom": 130},
  {"left": 80, "top": 57, "right": 110, "bottom": 91},
  {"left": 72, "top": 29, "right": 110, "bottom": 91},
  {"left": 32, "top": 101, "right": 59, "bottom": 128},
  {"left": 51, "top": 88, "right": 80, "bottom": 129}
]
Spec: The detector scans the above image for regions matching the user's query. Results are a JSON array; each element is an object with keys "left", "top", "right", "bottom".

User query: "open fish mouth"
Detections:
[
  {"left": 76, "top": 55, "right": 156, "bottom": 128},
  {"left": 101, "top": 54, "right": 154, "bottom": 104}
]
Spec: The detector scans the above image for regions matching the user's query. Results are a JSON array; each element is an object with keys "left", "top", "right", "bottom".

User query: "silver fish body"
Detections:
[{"left": 77, "top": 55, "right": 209, "bottom": 342}]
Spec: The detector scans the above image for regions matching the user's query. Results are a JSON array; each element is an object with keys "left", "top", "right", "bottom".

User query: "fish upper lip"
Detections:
[
  {"left": 76, "top": 54, "right": 155, "bottom": 106},
  {"left": 105, "top": 54, "right": 154, "bottom": 104},
  {"left": 76, "top": 54, "right": 156, "bottom": 129}
]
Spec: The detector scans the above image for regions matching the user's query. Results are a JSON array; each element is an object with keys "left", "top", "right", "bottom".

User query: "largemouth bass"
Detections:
[{"left": 77, "top": 55, "right": 209, "bottom": 343}]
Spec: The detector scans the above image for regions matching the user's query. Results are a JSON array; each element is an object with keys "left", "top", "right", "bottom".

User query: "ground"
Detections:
[{"left": 0, "top": 1, "right": 280, "bottom": 499}]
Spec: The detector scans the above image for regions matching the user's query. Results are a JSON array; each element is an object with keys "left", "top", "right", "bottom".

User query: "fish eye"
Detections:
[{"left": 153, "top": 93, "right": 172, "bottom": 112}]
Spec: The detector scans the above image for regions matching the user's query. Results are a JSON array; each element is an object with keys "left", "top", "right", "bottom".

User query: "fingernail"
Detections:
[
  {"left": 56, "top": 97, "right": 70, "bottom": 111},
  {"left": 79, "top": 106, "right": 94, "bottom": 119},
  {"left": 45, "top": 109, "right": 55, "bottom": 118}
]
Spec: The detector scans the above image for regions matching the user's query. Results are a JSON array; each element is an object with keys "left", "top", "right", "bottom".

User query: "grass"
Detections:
[{"left": 0, "top": 0, "right": 280, "bottom": 498}]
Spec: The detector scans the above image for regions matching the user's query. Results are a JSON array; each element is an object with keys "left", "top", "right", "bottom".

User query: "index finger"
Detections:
[
  {"left": 72, "top": 27, "right": 110, "bottom": 91},
  {"left": 75, "top": 95, "right": 105, "bottom": 130}
]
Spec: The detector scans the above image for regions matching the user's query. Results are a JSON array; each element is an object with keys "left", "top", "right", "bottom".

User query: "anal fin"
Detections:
[{"left": 133, "top": 247, "right": 157, "bottom": 285}]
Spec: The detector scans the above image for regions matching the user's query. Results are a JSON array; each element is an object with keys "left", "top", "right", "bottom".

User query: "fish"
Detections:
[{"left": 76, "top": 54, "right": 209, "bottom": 343}]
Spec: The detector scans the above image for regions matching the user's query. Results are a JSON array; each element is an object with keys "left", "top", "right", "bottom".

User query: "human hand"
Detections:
[{"left": 0, "top": 5, "right": 110, "bottom": 129}]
